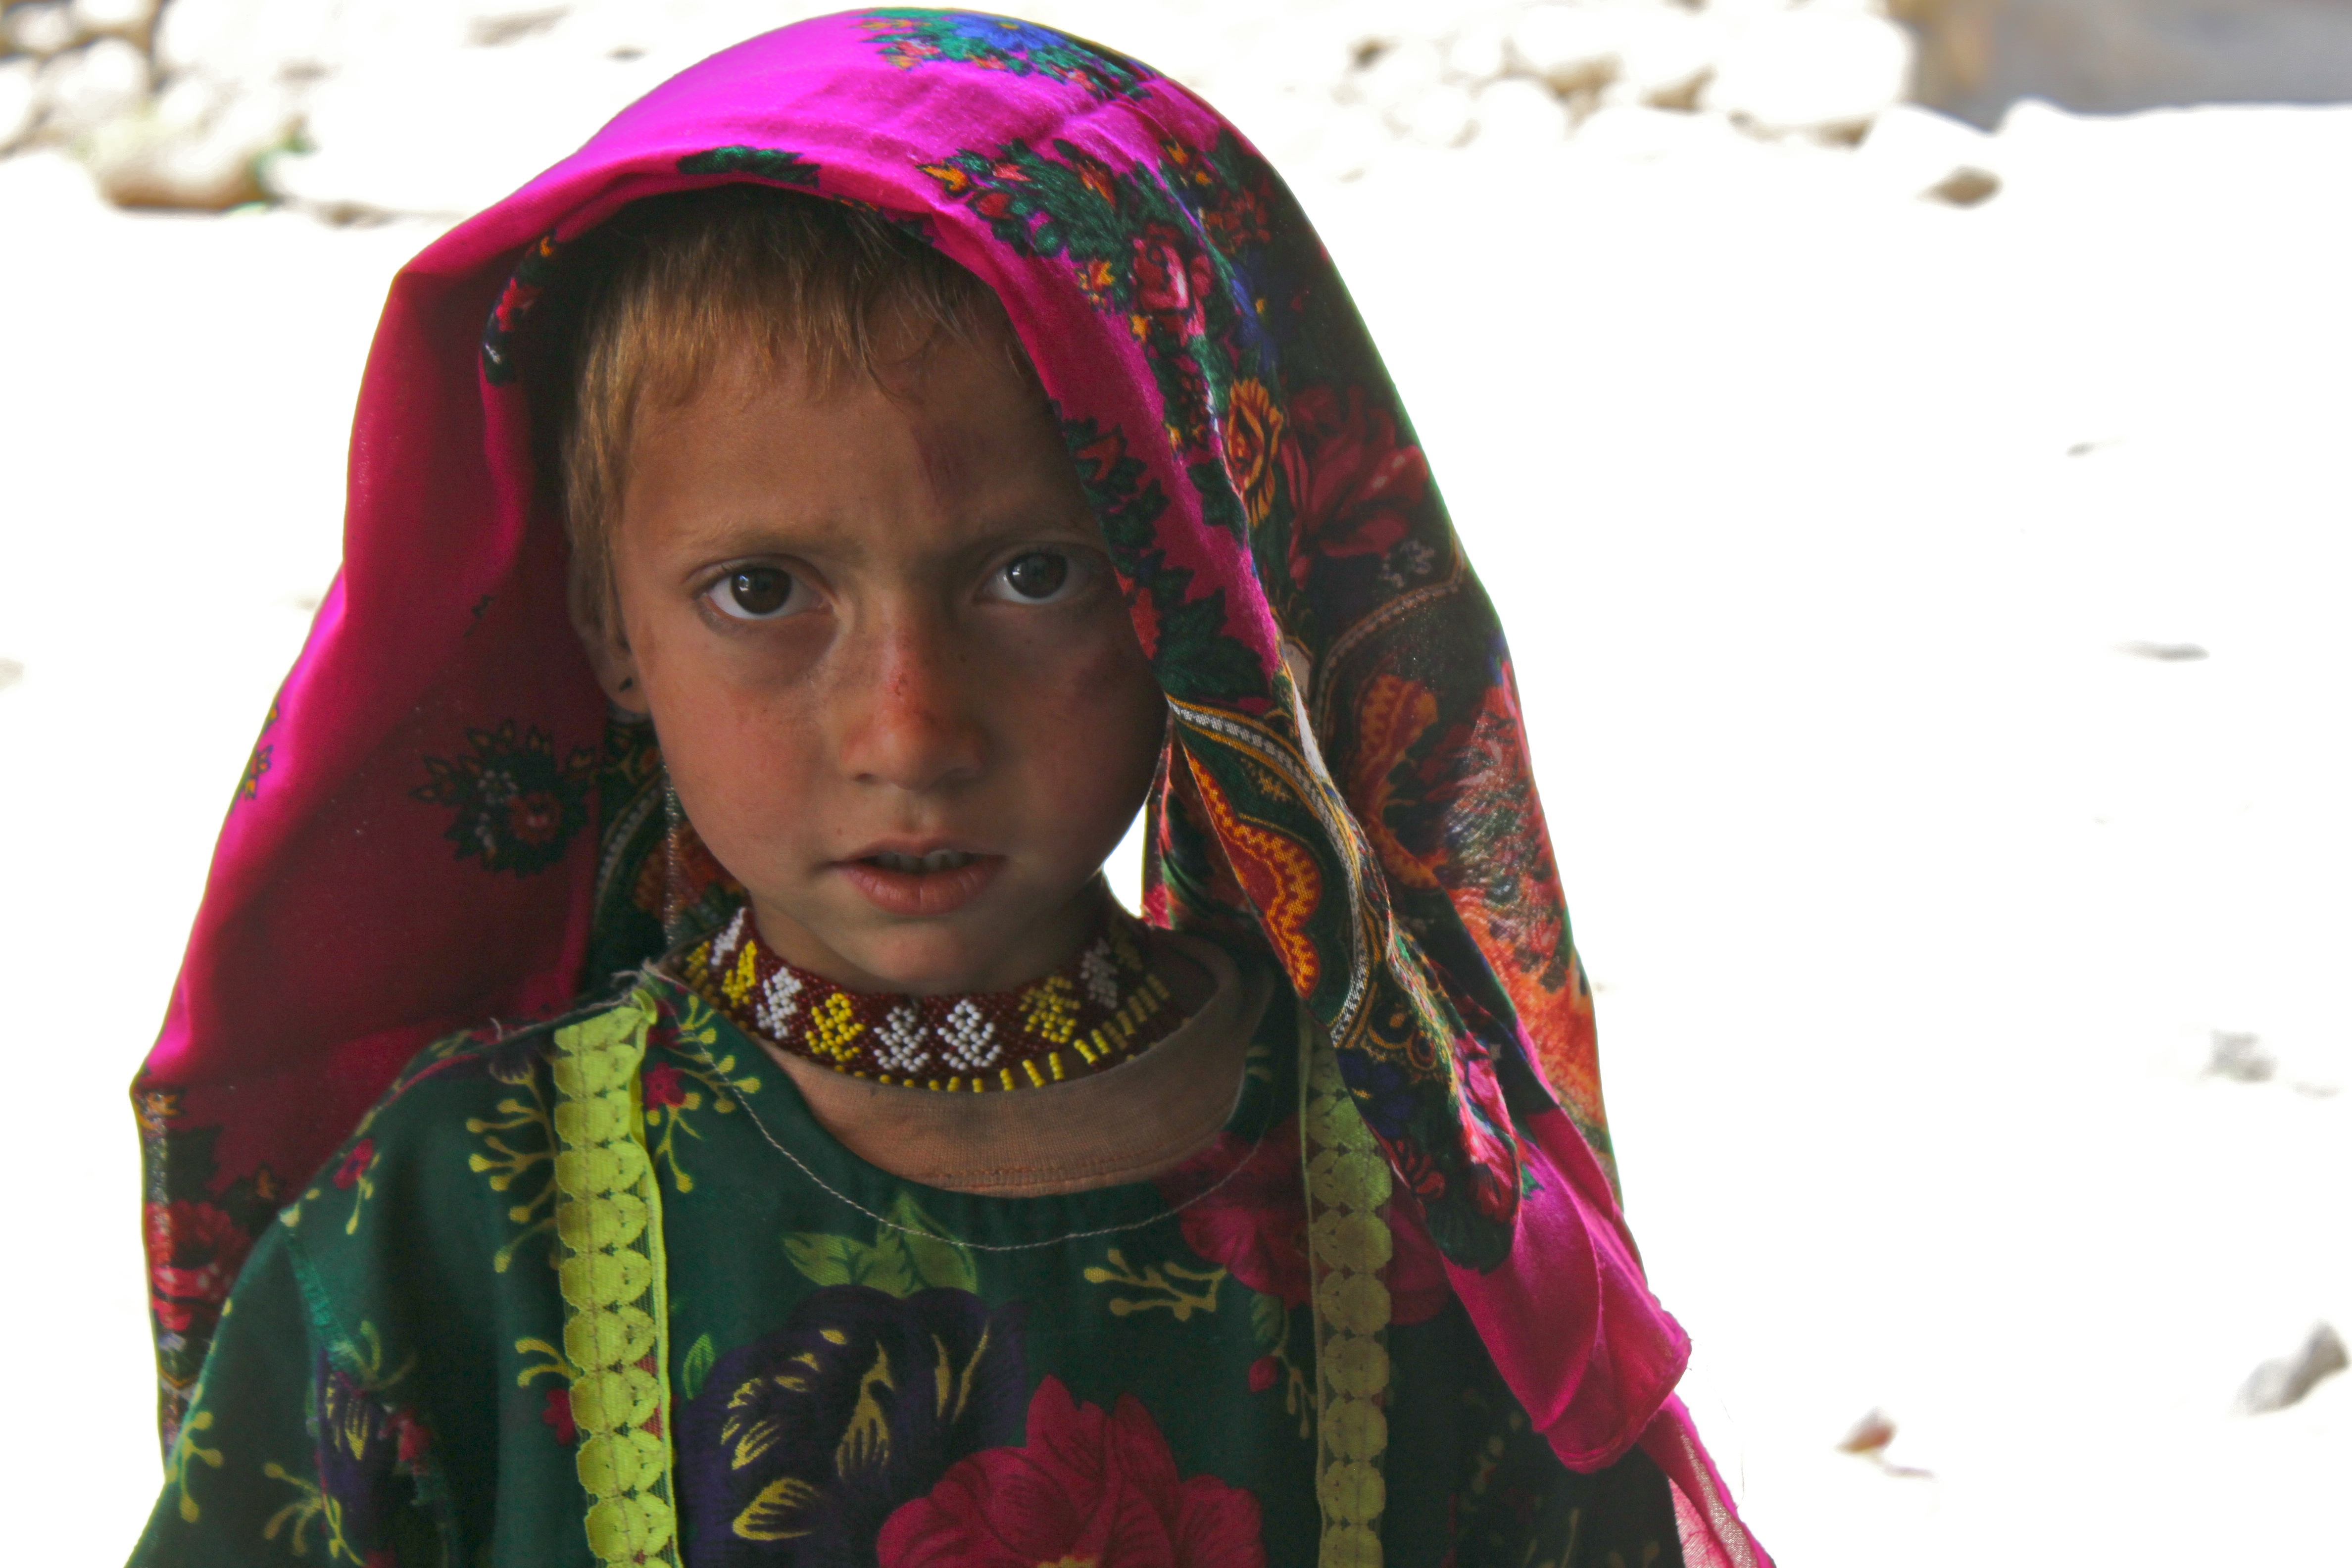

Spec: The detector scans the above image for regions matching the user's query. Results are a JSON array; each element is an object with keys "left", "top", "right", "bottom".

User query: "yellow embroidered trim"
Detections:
[
  {"left": 1301, "top": 1014, "right": 1392, "bottom": 1568},
  {"left": 550, "top": 990, "right": 684, "bottom": 1568}
]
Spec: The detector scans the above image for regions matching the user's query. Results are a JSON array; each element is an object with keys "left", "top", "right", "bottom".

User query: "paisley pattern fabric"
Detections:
[{"left": 129, "top": 10, "right": 1764, "bottom": 1562}]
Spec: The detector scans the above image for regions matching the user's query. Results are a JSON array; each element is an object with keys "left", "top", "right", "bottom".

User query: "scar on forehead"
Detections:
[{"left": 912, "top": 418, "right": 978, "bottom": 500}]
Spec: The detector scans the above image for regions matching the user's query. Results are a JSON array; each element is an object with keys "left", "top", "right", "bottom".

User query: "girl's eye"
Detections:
[
  {"left": 705, "top": 567, "right": 803, "bottom": 621},
  {"left": 991, "top": 550, "right": 1079, "bottom": 604}
]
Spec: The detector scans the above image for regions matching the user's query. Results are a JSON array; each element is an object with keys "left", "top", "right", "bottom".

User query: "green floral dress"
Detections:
[{"left": 130, "top": 960, "right": 1681, "bottom": 1568}]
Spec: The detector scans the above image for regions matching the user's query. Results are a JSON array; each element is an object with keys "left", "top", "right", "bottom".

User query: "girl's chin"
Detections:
[
  {"left": 750, "top": 868, "right": 1104, "bottom": 994},
  {"left": 820, "top": 917, "right": 1083, "bottom": 998},
  {"left": 737, "top": 900, "right": 995, "bottom": 995}
]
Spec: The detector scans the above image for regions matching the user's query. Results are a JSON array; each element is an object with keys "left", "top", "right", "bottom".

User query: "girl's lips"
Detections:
[{"left": 833, "top": 854, "right": 1005, "bottom": 917}]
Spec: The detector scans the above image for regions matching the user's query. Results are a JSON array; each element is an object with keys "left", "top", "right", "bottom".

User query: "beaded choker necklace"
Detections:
[{"left": 676, "top": 904, "right": 1183, "bottom": 1092}]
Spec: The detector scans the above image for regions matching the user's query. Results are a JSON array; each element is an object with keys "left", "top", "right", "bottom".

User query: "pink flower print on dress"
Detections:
[
  {"left": 334, "top": 1138, "right": 377, "bottom": 1189},
  {"left": 641, "top": 1063, "right": 688, "bottom": 1111},
  {"left": 1153, "top": 1118, "right": 1311, "bottom": 1308},
  {"left": 877, "top": 1376, "right": 1264, "bottom": 1568}
]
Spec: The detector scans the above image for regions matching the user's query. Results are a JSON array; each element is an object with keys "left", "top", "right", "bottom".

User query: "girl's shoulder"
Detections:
[{"left": 270, "top": 977, "right": 656, "bottom": 1262}]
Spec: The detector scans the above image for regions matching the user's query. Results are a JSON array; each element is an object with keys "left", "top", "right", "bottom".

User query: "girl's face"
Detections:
[{"left": 596, "top": 330, "right": 1166, "bottom": 995}]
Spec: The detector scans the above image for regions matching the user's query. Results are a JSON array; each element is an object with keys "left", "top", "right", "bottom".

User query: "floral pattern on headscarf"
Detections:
[{"left": 864, "top": 9, "right": 1155, "bottom": 100}]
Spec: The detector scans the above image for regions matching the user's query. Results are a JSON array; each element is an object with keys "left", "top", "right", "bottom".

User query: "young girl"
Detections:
[{"left": 130, "top": 11, "right": 1768, "bottom": 1566}]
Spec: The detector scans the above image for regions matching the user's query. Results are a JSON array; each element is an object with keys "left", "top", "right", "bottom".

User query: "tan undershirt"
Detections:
[{"left": 745, "top": 934, "right": 1272, "bottom": 1198}]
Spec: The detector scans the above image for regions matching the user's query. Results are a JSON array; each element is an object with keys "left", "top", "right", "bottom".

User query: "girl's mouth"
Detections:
[
  {"left": 836, "top": 851, "right": 1004, "bottom": 917},
  {"left": 866, "top": 849, "right": 981, "bottom": 874}
]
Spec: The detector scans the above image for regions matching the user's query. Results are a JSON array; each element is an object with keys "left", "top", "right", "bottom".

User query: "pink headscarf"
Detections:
[{"left": 133, "top": 13, "right": 1765, "bottom": 1561}]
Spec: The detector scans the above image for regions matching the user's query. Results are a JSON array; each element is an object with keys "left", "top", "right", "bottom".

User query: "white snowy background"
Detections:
[{"left": 2, "top": 0, "right": 2347, "bottom": 1563}]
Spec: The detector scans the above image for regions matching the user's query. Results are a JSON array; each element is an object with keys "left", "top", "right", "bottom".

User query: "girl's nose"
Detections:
[{"left": 836, "top": 615, "right": 986, "bottom": 793}]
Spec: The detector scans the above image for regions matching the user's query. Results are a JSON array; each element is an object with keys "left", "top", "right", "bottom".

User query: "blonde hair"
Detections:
[{"left": 548, "top": 184, "right": 1015, "bottom": 644}]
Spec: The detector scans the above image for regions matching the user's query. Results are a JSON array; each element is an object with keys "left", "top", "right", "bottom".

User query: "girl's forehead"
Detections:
[
  {"left": 625, "top": 339, "right": 1085, "bottom": 561},
  {"left": 719, "top": 333, "right": 1056, "bottom": 478}
]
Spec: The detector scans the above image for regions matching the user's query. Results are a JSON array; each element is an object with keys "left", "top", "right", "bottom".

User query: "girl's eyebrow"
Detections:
[
  {"left": 958, "top": 505, "right": 1104, "bottom": 549},
  {"left": 664, "top": 500, "right": 1101, "bottom": 575},
  {"left": 925, "top": 513, "right": 1114, "bottom": 579},
  {"left": 660, "top": 513, "right": 833, "bottom": 567}
]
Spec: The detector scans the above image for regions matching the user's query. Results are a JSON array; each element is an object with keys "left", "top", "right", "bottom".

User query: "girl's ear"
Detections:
[
  {"left": 566, "top": 533, "right": 651, "bottom": 714},
  {"left": 580, "top": 606, "right": 653, "bottom": 716}
]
